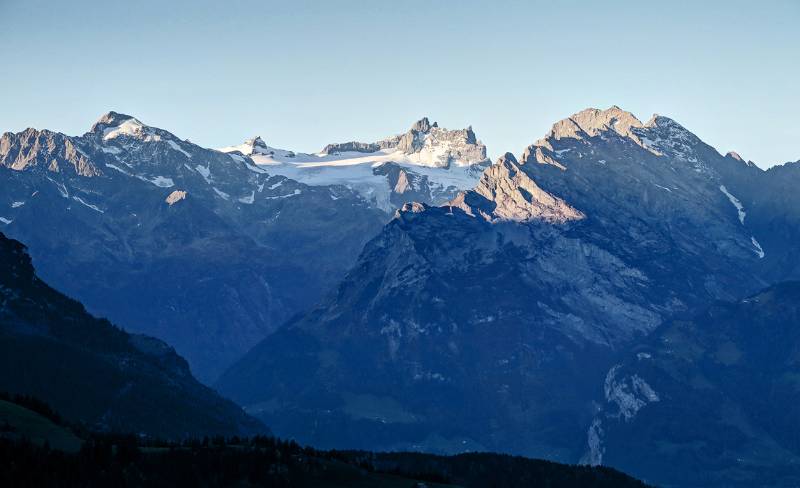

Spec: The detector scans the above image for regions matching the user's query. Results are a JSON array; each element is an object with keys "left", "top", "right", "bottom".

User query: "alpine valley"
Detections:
[{"left": 3, "top": 106, "right": 800, "bottom": 487}]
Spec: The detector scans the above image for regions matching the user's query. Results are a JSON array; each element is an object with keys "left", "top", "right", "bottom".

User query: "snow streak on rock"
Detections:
[{"left": 720, "top": 184, "right": 746, "bottom": 224}]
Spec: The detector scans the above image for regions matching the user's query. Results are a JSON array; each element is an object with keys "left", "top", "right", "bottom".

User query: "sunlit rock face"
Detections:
[
  {"left": 1, "top": 128, "right": 102, "bottom": 176},
  {"left": 451, "top": 152, "right": 585, "bottom": 223}
]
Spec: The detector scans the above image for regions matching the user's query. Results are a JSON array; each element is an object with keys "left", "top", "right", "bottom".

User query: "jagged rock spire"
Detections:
[
  {"left": 410, "top": 117, "right": 437, "bottom": 133},
  {"left": 247, "top": 136, "right": 268, "bottom": 149}
]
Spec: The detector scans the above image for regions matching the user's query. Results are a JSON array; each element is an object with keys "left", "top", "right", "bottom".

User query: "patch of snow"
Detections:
[
  {"left": 244, "top": 154, "right": 283, "bottom": 167},
  {"left": 195, "top": 165, "right": 211, "bottom": 183},
  {"left": 148, "top": 176, "right": 174, "bottom": 188},
  {"left": 72, "top": 195, "right": 104, "bottom": 213},
  {"left": 105, "top": 163, "right": 131, "bottom": 175},
  {"left": 638, "top": 136, "right": 661, "bottom": 155},
  {"left": 719, "top": 185, "right": 746, "bottom": 224},
  {"left": 294, "top": 155, "right": 477, "bottom": 212},
  {"left": 166, "top": 140, "right": 192, "bottom": 158},
  {"left": 751, "top": 236, "right": 765, "bottom": 258},
  {"left": 103, "top": 118, "right": 162, "bottom": 142},
  {"left": 213, "top": 187, "right": 230, "bottom": 200},
  {"left": 219, "top": 143, "right": 252, "bottom": 155},
  {"left": 228, "top": 153, "right": 246, "bottom": 163},
  {"left": 653, "top": 183, "right": 673, "bottom": 192},
  {"left": 0, "top": 217, "right": 12, "bottom": 224},
  {"left": 100, "top": 146, "right": 122, "bottom": 154},
  {"left": 264, "top": 189, "right": 301, "bottom": 199},
  {"left": 636, "top": 352, "right": 652, "bottom": 360},
  {"left": 46, "top": 178, "right": 69, "bottom": 198},
  {"left": 636, "top": 118, "right": 704, "bottom": 170},
  {"left": 220, "top": 143, "right": 485, "bottom": 212},
  {"left": 11, "top": 201, "right": 25, "bottom": 208},
  {"left": 107, "top": 164, "right": 174, "bottom": 188},
  {"left": 245, "top": 162, "right": 268, "bottom": 174},
  {"left": 554, "top": 148, "right": 572, "bottom": 155},
  {"left": 238, "top": 191, "right": 255, "bottom": 204}
]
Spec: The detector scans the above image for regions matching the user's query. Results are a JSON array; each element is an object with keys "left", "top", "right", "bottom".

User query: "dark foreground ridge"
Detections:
[
  {"left": 0, "top": 232, "right": 265, "bottom": 438},
  {"left": 0, "top": 395, "right": 647, "bottom": 488}
]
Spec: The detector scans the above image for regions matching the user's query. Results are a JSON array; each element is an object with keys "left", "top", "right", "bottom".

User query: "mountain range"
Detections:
[
  {"left": 0, "top": 113, "right": 486, "bottom": 382},
  {"left": 215, "top": 106, "right": 800, "bottom": 486},
  {"left": 2, "top": 105, "right": 799, "bottom": 486}
]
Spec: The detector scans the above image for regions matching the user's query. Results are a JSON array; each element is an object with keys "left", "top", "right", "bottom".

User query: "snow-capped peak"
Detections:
[
  {"left": 530, "top": 106, "right": 701, "bottom": 160},
  {"left": 218, "top": 137, "right": 295, "bottom": 160},
  {"left": 215, "top": 118, "right": 490, "bottom": 213},
  {"left": 224, "top": 136, "right": 269, "bottom": 156},
  {"left": 90, "top": 111, "right": 137, "bottom": 132},
  {"left": 102, "top": 118, "right": 149, "bottom": 141},
  {"left": 521, "top": 106, "right": 721, "bottom": 178},
  {"left": 89, "top": 111, "right": 165, "bottom": 143},
  {"left": 318, "top": 116, "right": 484, "bottom": 168},
  {"left": 372, "top": 117, "right": 488, "bottom": 169},
  {"left": 235, "top": 136, "right": 271, "bottom": 155},
  {"left": 249, "top": 136, "right": 268, "bottom": 150}
]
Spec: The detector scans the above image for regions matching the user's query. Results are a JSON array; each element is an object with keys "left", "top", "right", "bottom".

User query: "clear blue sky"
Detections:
[{"left": 1, "top": 0, "right": 797, "bottom": 167}]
